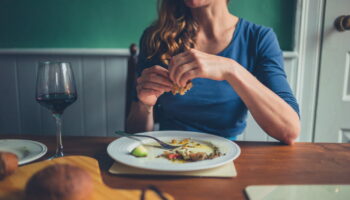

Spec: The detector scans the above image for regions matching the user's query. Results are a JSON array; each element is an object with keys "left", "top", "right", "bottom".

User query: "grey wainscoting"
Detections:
[
  {"left": 0, "top": 54, "right": 127, "bottom": 136},
  {"left": 0, "top": 52, "right": 298, "bottom": 140}
]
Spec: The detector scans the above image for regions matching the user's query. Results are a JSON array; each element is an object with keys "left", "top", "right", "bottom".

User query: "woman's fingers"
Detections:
[
  {"left": 135, "top": 65, "right": 172, "bottom": 106},
  {"left": 143, "top": 65, "right": 170, "bottom": 79},
  {"left": 178, "top": 68, "right": 201, "bottom": 87},
  {"left": 142, "top": 88, "right": 162, "bottom": 97},
  {"left": 137, "top": 82, "right": 165, "bottom": 97},
  {"left": 173, "top": 61, "right": 198, "bottom": 87},
  {"left": 141, "top": 82, "right": 172, "bottom": 92},
  {"left": 137, "top": 66, "right": 173, "bottom": 96},
  {"left": 137, "top": 87, "right": 162, "bottom": 98},
  {"left": 141, "top": 66, "right": 173, "bottom": 87},
  {"left": 169, "top": 51, "right": 193, "bottom": 82},
  {"left": 137, "top": 74, "right": 172, "bottom": 88}
]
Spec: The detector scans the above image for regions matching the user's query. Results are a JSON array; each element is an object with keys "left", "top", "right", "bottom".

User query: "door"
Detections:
[{"left": 314, "top": 0, "right": 350, "bottom": 142}]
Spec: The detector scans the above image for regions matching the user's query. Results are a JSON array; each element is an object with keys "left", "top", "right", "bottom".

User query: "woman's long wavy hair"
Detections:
[
  {"left": 144, "top": 0, "right": 230, "bottom": 65},
  {"left": 144, "top": 0, "right": 198, "bottom": 65}
]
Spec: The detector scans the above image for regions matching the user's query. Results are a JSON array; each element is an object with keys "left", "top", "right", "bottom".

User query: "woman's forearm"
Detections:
[
  {"left": 126, "top": 101, "right": 155, "bottom": 133},
  {"left": 225, "top": 62, "right": 300, "bottom": 145}
]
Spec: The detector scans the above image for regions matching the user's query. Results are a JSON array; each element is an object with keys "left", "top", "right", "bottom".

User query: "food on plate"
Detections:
[
  {"left": 25, "top": 164, "right": 93, "bottom": 200},
  {"left": 131, "top": 145, "right": 148, "bottom": 157},
  {"left": 0, "top": 151, "right": 18, "bottom": 180},
  {"left": 171, "top": 82, "right": 193, "bottom": 95},
  {"left": 157, "top": 138, "right": 224, "bottom": 162}
]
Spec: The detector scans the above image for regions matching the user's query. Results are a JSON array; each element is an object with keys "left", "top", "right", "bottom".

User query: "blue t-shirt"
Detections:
[{"left": 135, "top": 18, "right": 299, "bottom": 140}]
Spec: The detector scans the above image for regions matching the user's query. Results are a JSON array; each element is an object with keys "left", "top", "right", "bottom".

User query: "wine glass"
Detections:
[{"left": 36, "top": 61, "right": 77, "bottom": 158}]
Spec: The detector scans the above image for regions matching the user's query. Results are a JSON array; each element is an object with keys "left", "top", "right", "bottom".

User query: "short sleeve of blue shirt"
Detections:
[{"left": 133, "top": 18, "right": 299, "bottom": 140}]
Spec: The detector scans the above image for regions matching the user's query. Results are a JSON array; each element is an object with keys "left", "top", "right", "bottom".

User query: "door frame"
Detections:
[{"left": 294, "top": 0, "right": 325, "bottom": 142}]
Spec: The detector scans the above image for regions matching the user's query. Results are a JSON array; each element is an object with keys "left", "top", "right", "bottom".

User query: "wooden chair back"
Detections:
[
  {"left": 125, "top": 44, "right": 138, "bottom": 128},
  {"left": 125, "top": 44, "right": 160, "bottom": 131}
]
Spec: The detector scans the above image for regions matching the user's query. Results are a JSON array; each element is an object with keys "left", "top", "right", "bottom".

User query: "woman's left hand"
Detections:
[{"left": 169, "top": 49, "right": 238, "bottom": 87}]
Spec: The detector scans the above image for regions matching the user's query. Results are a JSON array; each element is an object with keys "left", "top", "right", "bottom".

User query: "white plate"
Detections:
[
  {"left": 107, "top": 131, "right": 241, "bottom": 172},
  {"left": 0, "top": 139, "right": 47, "bottom": 165}
]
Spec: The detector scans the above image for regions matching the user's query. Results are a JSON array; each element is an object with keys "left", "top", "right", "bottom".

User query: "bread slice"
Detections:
[{"left": 171, "top": 82, "right": 193, "bottom": 95}]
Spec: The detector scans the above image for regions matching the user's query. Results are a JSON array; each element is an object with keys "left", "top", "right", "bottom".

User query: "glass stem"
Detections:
[{"left": 53, "top": 113, "right": 64, "bottom": 157}]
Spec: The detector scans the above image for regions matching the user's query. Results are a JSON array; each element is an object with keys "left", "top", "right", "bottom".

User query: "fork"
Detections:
[{"left": 114, "top": 131, "right": 181, "bottom": 150}]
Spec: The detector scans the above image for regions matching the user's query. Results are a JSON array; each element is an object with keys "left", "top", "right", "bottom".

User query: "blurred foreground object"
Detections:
[
  {"left": 25, "top": 164, "right": 93, "bottom": 200},
  {"left": 0, "top": 152, "right": 18, "bottom": 180}
]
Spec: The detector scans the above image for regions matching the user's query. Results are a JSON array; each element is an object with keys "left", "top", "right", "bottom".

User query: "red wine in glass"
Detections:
[
  {"left": 36, "top": 93, "right": 77, "bottom": 114},
  {"left": 36, "top": 61, "right": 77, "bottom": 158}
]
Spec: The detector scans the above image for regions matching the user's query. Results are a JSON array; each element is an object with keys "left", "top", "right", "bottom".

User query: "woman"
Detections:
[{"left": 126, "top": 0, "right": 300, "bottom": 145}]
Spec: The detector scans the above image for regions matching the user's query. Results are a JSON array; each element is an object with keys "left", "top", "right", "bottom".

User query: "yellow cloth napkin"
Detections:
[{"left": 109, "top": 161, "right": 237, "bottom": 178}]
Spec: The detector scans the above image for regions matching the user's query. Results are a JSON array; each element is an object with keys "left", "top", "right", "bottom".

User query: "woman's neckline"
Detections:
[{"left": 217, "top": 17, "right": 243, "bottom": 56}]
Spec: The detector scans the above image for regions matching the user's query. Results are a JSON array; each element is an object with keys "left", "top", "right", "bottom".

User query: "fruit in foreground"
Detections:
[{"left": 131, "top": 145, "right": 148, "bottom": 157}]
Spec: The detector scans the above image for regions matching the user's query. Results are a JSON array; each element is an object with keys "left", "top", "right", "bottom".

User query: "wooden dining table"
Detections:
[{"left": 1, "top": 135, "right": 350, "bottom": 200}]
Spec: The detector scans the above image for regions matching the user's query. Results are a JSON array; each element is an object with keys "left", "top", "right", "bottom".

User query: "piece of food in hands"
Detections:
[
  {"left": 157, "top": 138, "right": 224, "bottom": 162},
  {"left": 131, "top": 145, "right": 148, "bottom": 157},
  {"left": 171, "top": 81, "right": 193, "bottom": 95},
  {"left": 25, "top": 164, "right": 93, "bottom": 200},
  {"left": 0, "top": 152, "right": 18, "bottom": 180}
]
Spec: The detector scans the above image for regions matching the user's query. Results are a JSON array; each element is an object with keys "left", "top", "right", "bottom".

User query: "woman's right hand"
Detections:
[{"left": 136, "top": 65, "right": 173, "bottom": 107}]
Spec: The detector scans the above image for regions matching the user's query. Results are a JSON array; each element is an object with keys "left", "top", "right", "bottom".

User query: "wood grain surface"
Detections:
[{"left": 1, "top": 135, "right": 350, "bottom": 200}]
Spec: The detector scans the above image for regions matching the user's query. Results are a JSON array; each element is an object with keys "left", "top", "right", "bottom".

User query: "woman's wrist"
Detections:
[
  {"left": 223, "top": 59, "right": 240, "bottom": 82},
  {"left": 138, "top": 101, "right": 154, "bottom": 113}
]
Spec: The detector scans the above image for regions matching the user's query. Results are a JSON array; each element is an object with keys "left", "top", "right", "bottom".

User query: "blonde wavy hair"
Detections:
[{"left": 144, "top": 0, "right": 198, "bottom": 65}]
